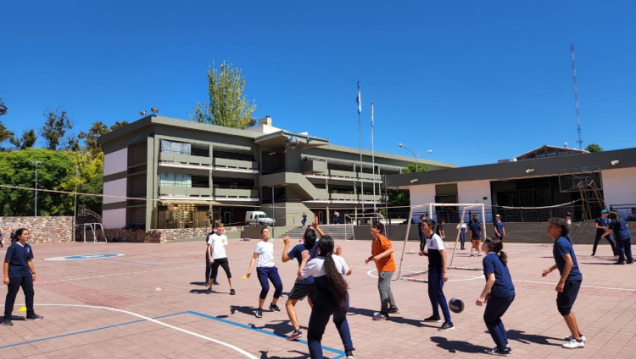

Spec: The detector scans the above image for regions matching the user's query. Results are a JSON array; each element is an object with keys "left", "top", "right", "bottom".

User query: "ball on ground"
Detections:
[{"left": 449, "top": 298, "right": 465, "bottom": 313}]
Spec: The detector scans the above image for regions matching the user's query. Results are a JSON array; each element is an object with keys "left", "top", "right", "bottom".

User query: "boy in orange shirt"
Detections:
[{"left": 365, "top": 221, "right": 399, "bottom": 320}]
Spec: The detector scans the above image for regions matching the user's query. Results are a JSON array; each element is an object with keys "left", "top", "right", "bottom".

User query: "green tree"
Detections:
[
  {"left": 40, "top": 108, "right": 73, "bottom": 151},
  {"left": 401, "top": 163, "right": 429, "bottom": 174},
  {"left": 110, "top": 121, "right": 129, "bottom": 131},
  {"left": 59, "top": 151, "right": 104, "bottom": 215},
  {"left": 10, "top": 129, "right": 37, "bottom": 150},
  {"left": 585, "top": 143, "right": 603, "bottom": 153},
  {"left": 79, "top": 121, "right": 110, "bottom": 157},
  {"left": 190, "top": 61, "right": 257, "bottom": 129},
  {"left": 0, "top": 120, "right": 14, "bottom": 149}
]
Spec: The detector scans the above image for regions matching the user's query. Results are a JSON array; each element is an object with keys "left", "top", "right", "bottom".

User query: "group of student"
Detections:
[
  {"left": 593, "top": 210, "right": 633, "bottom": 264},
  {"left": 0, "top": 229, "right": 22, "bottom": 248}
]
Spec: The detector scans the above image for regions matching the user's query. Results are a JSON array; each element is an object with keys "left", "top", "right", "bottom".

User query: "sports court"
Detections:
[{"left": 0, "top": 237, "right": 634, "bottom": 358}]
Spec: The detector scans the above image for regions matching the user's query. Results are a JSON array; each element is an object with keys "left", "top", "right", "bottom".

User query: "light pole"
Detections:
[
  {"left": 271, "top": 186, "right": 275, "bottom": 239},
  {"left": 73, "top": 164, "right": 79, "bottom": 242},
  {"left": 398, "top": 144, "right": 432, "bottom": 172},
  {"left": 30, "top": 161, "right": 42, "bottom": 216}
]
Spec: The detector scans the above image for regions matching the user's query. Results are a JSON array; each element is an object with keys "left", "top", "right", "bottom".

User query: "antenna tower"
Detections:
[{"left": 570, "top": 44, "right": 583, "bottom": 150}]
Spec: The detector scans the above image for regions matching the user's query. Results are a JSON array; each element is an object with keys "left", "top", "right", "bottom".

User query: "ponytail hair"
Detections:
[
  {"left": 483, "top": 237, "right": 508, "bottom": 266},
  {"left": 317, "top": 235, "right": 349, "bottom": 310}
]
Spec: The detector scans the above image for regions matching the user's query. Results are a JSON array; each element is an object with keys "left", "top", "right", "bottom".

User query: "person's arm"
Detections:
[
  {"left": 542, "top": 264, "right": 558, "bottom": 277},
  {"left": 493, "top": 225, "right": 501, "bottom": 236},
  {"left": 246, "top": 252, "right": 259, "bottom": 278},
  {"left": 282, "top": 236, "right": 292, "bottom": 262},
  {"left": 477, "top": 273, "right": 496, "bottom": 306},
  {"left": 602, "top": 228, "right": 612, "bottom": 238},
  {"left": 312, "top": 217, "right": 325, "bottom": 237},
  {"left": 207, "top": 243, "right": 214, "bottom": 264},
  {"left": 3, "top": 260, "right": 9, "bottom": 285},
  {"left": 502, "top": 225, "right": 506, "bottom": 237},
  {"left": 556, "top": 254, "right": 573, "bottom": 292},
  {"left": 595, "top": 220, "right": 605, "bottom": 229},
  {"left": 440, "top": 228, "right": 445, "bottom": 239},
  {"left": 27, "top": 259, "right": 36, "bottom": 282},
  {"left": 298, "top": 250, "right": 310, "bottom": 280},
  {"left": 368, "top": 239, "right": 393, "bottom": 263}
]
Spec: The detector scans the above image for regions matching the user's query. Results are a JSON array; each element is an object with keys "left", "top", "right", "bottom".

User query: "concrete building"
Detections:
[{"left": 98, "top": 115, "right": 455, "bottom": 231}]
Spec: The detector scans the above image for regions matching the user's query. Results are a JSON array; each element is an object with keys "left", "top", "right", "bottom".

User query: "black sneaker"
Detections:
[
  {"left": 286, "top": 329, "right": 302, "bottom": 341},
  {"left": 613, "top": 261, "right": 625, "bottom": 265},
  {"left": 254, "top": 309, "right": 263, "bottom": 318},
  {"left": 1, "top": 319, "right": 13, "bottom": 326},
  {"left": 230, "top": 289, "right": 236, "bottom": 295},
  {"left": 438, "top": 322, "right": 454, "bottom": 331},
  {"left": 485, "top": 348, "right": 510, "bottom": 356},
  {"left": 213, "top": 281, "right": 220, "bottom": 285},
  {"left": 269, "top": 303, "right": 281, "bottom": 313},
  {"left": 204, "top": 282, "right": 210, "bottom": 286},
  {"left": 627, "top": 261, "right": 634, "bottom": 264},
  {"left": 206, "top": 287, "right": 214, "bottom": 294},
  {"left": 26, "top": 315, "right": 43, "bottom": 321},
  {"left": 423, "top": 315, "right": 442, "bottom": 322},
  {"left": 345, "top": 350, "right": 355, "bottom": 359},
  {"left": 388, "top": 306, "right": 399, "bottom": 314}
]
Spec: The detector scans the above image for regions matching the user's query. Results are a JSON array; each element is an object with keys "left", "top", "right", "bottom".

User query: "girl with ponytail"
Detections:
[
  {"left": 476, "top": 237, "right": 515, "bottom": 356},
  {"left": 298, "top": 235, "right": 355, "bottom": 359}
]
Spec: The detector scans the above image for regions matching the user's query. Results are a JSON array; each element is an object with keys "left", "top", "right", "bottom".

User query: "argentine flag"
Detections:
[{"left": 356, "top": 82, "right": 361, "bottom": 114}]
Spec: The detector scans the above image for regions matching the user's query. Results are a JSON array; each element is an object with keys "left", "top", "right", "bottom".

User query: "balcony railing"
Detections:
[
  {"left": 214, "top": 157, "right": 258, "bottom": 171},
  {"left": 159, "top": 153, "right": 212, "bottom": 166},
  {"left": 214, "top": 188, "right": 258, "bottom": 198}
]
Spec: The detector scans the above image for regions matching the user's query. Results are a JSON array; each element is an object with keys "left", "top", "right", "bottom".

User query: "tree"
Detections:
[
  {"left": 79, "top": 121, "right": 110, "bottom": 157},
  {"left": 10, "top": 129, "right": 37, "bottom": 150},
  {"left": 401, "top": 163, "right": 429, "bottom": 174},
  {"left": 585, "top": 143, "right": 603, "bottom": 153},
  {"left": 59, "top": 151, "right": 104, "bottom": 215},
  {"left": 0, "top": 120, "right": 14, "bottom": 149},
  {"left": 40, "top": 108, "right": 73, "bottom": 151},
  {"left": 110, "top": 121, "right": 129, "bottom": 131},
  {"left": 190, "top": 61, "right": 257, "bottom": 129}
]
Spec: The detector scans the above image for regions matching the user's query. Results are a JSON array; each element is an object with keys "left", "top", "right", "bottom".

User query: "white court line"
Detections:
[
  {"left": 365, "top": 268, "right": 484, "bottom": 282},
  {"left": 3, "top": 303, "right": 258, "bottom": 359},
  {"left": 513, "top": 279, "right": 636, "bottom": 292}
]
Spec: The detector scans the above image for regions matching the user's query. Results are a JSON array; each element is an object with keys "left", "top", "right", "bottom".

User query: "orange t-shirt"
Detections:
[{"left": 371, "top": 234, "right": 396, "bottom": 272}]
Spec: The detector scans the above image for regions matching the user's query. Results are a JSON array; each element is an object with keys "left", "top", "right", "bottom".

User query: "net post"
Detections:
[{"left": 396, "top": 204, "right": 417, "bottom": 280}]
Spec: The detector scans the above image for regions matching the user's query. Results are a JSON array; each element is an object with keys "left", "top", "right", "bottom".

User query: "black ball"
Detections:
[{"left": 449, "top": 298, "right": 465, "bottom": 313}]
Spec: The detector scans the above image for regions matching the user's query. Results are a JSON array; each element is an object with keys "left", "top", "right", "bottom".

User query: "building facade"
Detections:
[{"left": 98, "top": 116, "right": 455, "bottom": 230}]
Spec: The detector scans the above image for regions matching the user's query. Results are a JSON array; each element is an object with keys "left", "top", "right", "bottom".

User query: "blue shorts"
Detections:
[{"left": 556, "top": 280, "right": 582, "bottom": 315}]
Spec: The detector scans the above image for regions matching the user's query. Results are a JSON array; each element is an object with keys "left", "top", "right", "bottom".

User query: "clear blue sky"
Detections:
[{"left": 1, "top": 1, "right": 635, "bottom": 166}]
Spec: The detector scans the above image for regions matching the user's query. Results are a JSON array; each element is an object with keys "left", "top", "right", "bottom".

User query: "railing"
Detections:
[
  {"left": 159, "top": 153, "right": 212, "bottom": 166},
  {"left": 159, "top": 187, "right": 211, "bottom": 197},
  {"left": 344, "top": 213, "right": 382, "bottom": 240},
  {"left": 214, "top": 188, "right": 258, "bottom": 198},
  {"left": 214, "top": 157, "right": 258, "bottom": 171}
]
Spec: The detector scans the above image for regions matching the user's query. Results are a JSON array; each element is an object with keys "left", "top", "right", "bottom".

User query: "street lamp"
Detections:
[
  {"left": 398, "top": 143, "right": 432, "bottom": 172},
  {"left": 73, "top": 164, "right": 80, "bottom": 242},
  {"left": 30, "top": 161, "right": 42, "bottom": 216}
]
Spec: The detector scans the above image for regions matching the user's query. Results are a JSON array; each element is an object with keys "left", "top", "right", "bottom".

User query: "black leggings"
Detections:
[{"left": 211, "top": 258, "right": 232, "bottom": 279}]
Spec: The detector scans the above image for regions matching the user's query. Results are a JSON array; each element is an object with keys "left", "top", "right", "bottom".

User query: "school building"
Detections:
[{"left": 98, "top": 115, "right": 455, "bottom": 231}]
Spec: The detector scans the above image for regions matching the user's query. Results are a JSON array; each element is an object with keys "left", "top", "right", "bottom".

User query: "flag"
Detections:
[
  {"left": 356, "top": 82, "right": 361, "bottom": 114},
  {"left": 371, "top": 102, "right": 374, "bottom": 127}
]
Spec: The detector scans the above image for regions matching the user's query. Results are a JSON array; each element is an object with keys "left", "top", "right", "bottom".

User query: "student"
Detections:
[
  {"left": 605, "top": 211, "right": 633, "bottom": 265},
  {"left": 3, "top": 228, "right": 43, "bottom": 326},
  {"left": 493, "top": 214, "right": 506, "bottom": 241},
  {"left": 456, "top": 220, "right": 467, "bottom": 250},
  {"left": 204, "top": 227, "right": 219, "bottom": 286},
  {"left": 542, "top": 217, "right": 585, "bottom": 349},
  {"left": 419, "top": 219, "right": 454, "bottom": 331},
  {"left": 565, "top": 212, "right": 573, "bottom": 242},
  {"left": 301, "top": 212, "right": 308, "bottom": 228},
  {"left": 10, "top": 229, "right": 16, "bottom": 245},
  {"left": 592, "top": 210, "right": 616, "bottom": 257},
  {"left": 418, "top": 215, "right": 427, "bottom": 244},
  {"left": 469, "top": 217, "right": 483, "bottom": 257},
  {"left": 333, "top": 211, "right": 340, "bottom": 225},
  {"left": 476, "top": 238, "right": 515, "bottom": 356},
  {"left": 281, "top": 219, "right": 324, "bottom": 341},
  {"left": 246, "top": 228, "right": 283, "bottom": 318},
  {"left": 0, "top": 230, "right": 3, "bottom": 248},
  {"left": 298, "top": 235, "right": 355, "bottom": 359},
  {"left": 365, "top": 222, "right": 398, "bottom": 320},
  {"left": 206, "top": 223, "right": 235, "bottom": 295},
  {"left": 435, "top": 219, "right": 446, "bottom": 240}
]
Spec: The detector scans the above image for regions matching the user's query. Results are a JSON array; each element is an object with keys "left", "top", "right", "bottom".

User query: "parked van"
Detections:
[{"left": 245, "top": 211, "right": 274, "bottom": 226}]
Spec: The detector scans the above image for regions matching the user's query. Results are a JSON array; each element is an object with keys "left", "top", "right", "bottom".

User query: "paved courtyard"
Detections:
[{"left": 0, "top": 236, "right": 633, "bottom": 358}]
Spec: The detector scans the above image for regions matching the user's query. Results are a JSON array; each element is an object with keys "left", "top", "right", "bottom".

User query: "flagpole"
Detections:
[
  {"left": 371, "top": 102, "right": 376, "bottom": 213},
  {"left": 357, "top": 82, "right": 364, "bottom": 213}
]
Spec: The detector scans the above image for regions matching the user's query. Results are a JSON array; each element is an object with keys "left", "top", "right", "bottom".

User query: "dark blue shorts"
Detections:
[{"left": 556, "top": 279, "right": 582, "bottom": 315}]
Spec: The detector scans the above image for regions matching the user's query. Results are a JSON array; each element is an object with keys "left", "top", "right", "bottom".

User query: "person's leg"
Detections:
[
  {"left": 616, "top": 238, "right": 626, "bottom": 263},
  {"left": 22, "top": 275, "right": 35, "bottom": 317},
  {"left": 460, "top": 232, "right": 465, "bottom": 249},
  {"left": 436, "top": 272, "right": 451, "bottom": 323},
  {"left": 427, "top": 271, "right": 440, "bottom": 318},
  {"left": 606, "top": 235, "right": 617, "bottom": 255},
  {"left": 256, "top": 267, "right": 270, "bottom": 308},
  {"left": 286, "top": 298, "right": 301, "bottom": 330},
  {"left": 209, "top": 261, "right": 220, "bottom": 290},
  {"left": 307, "top": 303, "right": 332, "bottom": 359},
  {"left": 558, "top": 280, "right": 582, "bottom": 340},
  {"left": 377, "top": 271, "right": 391, "bottom": 314},
  {"left": 592, "top": 235, "right": 602, "bottom": 255},
  {"left": 332, "top": 304, "right": 355, "bottom": 353},
  {"left": 218, "top": 258, "right": 233, "bottom": 287},
  {"left": 483, "top": 296, "right": 506, "bottom": 350},
  {"left": 625, "top": 238, "right": 633, "bottom": 263},
  {"left": 268, "top": 267, "right": 284, "bottom": 305},
  {"left": 4, "top": 277, "right": 22, "bottom": 320},
  {"left": 205, "top": 252, "right": 211, "bottom": 284}
]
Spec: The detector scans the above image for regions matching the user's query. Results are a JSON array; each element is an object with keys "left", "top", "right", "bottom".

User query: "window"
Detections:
[
  {"left": 160, "top": 140, "right": 191, "bottom": 155},
  {"left": 159, "top": 173, "right": 192, "bottom": 187}
]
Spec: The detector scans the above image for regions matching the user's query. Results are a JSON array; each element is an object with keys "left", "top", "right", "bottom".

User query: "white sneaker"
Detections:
[
  {"left": 562, "top": 339, "right": 584, "bottom": 349},
  {"left": 469, "top": 253, "right": 475, "bottom": 257},
  {"left": 474, "top": 251, "right": 479, "bottom": 257},
  {"left": 565, "top": 335, "right": 586, "bottom": 342}
]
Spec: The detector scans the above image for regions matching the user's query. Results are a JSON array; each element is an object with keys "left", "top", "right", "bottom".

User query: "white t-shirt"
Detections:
[
  {"left": 254, "top": 240, "right": 275, "bottom": 268},
  {"left": 207, "top": 233, "right": 228, "bottom": 259},
  {"left": 301, "top": 255, "right": 350, "bottom": 278},
  {"left": 456, "top": 223, "right": 467, "bottom": 230},
  {"left": 426, "top": 233, "right": 445, "bottom": 252}
]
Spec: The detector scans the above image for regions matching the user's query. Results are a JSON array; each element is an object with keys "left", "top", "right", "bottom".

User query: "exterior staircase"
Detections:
[{"left": 277, "top": 224, "right": 354, "bottom": 241}]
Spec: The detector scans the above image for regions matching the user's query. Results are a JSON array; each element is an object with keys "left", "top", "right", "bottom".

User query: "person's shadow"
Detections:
[
  {"left": 347, "top": 306, "right": 438, "bottom": 328},
  {"left": 260, "top": 350, "right": 310, "bottom": 359},
  {"left": 431, "top": 336, "right": 490, "bottom": 354},
  {"left": 230, "top": 305, "right": 259, "bottom": 316},
  {"left": 250, "top": 319, "right": 297, "bottom": 337},
  {"left": 189, "top": 288, "right": 208, "bottom": 294},
  {"left": 190, "top": 281, "right": 207, "bottom": 286},
  {"left": 506, "top": 329, "right": 562, "bottom": 346}
]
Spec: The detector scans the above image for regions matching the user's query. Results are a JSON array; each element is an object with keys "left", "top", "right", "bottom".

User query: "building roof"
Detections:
[{"left": 513, "top": 145, "right": 588, "bottom": 161}]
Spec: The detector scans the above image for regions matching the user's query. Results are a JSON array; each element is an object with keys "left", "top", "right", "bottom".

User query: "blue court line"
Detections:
[
  {"left": 106, "top": 258, "right": 162, "bottom": 266},
  {"left": 187, "top": 311, "right": 346, "bottom": 359},
  {"left": 0, "top": 311, "right": 187, "bottom": 349}
]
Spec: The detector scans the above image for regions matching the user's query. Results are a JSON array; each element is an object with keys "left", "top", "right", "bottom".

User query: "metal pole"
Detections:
[
  {"left": 371, "top": 102, "right": 376, "bottom": 212},
  {"left": 357, "top": 82, "right": 364, "bottom": 213},
  {"left": 272, "top": 186, "right": 275, "bottom": 239},
  {"left": 30, "top": 161, "right": 42, "bottom": 216},
  {"left": 73, "top": 165, "right": 78, "bottom": 242}
]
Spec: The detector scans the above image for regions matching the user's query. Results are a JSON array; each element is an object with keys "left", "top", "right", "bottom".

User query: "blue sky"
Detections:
[{"left": 1, "top": 1, "right": 635, "bottom": 166}]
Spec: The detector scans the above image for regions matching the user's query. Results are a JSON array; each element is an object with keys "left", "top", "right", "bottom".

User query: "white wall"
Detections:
[
  {"left": 458, "top": 180, "right": 492, "bottom": 206},
  {"left": 103, "top": 208, "right": 126, "bottom": 229},
  {"left": 601, "top": 167, "right": 636, "bottom": 207},
  {"left": 103, "top": 178, "right": 127, "bottom": 204},
  {"left": 104, "top": 147, "right": 128, "bottom": 176},
  {"left": 408, "top": 184, "right": 435, "bottom": 216}
]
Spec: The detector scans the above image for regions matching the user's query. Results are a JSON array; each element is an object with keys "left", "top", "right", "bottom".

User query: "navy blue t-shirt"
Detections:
[
  {"left": 469, "top": 222, "right": 482, "bottom": 239},
  {"left": 609, "top": 218, "right": 631, "bottom": 241},
  {"left": 595, "top": 217, "right": 609, "bottom": 236},
  {"left": 552, "top": 236, "right": 583, "bottom": 281},
  {"left": 482, "top": 252, "right": 515, "bottom": 298},
  {"left": 493, "top": 221, "right": 504, "bottom": 237},
  {"left": 4, "top": 242, "right": 34, "bottom": 278},
  {"left": 288, "top": 243, "right": 316, "bottom": 284}
]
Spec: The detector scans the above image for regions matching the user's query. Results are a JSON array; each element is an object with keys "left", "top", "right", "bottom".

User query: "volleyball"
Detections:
[
  {"left": 449, "top": 298, "right": 465, "bottom": 313},
  {"left": 286, "top": 136, "right": 299, "bottom": 150}
]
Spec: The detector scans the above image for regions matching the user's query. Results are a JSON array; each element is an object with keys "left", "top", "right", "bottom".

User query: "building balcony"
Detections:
[
  {"left": 301, "top": 160, "right": 327, "bottom": 175},
  {"left": 214, "top": 188, "right": 259, "bottom": 199},
  {"left": 159, "top": 186, "right": 212, "bottom": 197},
  {"left": 213, "top": 158, "right": 259, "bottom": 173},
  {"left": 159, "top": 153, "right": 213, "bottom": 167}
]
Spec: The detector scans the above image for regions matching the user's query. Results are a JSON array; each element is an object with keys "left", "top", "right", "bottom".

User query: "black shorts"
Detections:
[
  {"left": 288, "top": 283, "right": 315, "bottom": 301},
  {"left": 211, "top": 258, "right": 231, "bottom": 279},
  {"left": 556, "top": 279, "right": 582, "bottom": 315}
]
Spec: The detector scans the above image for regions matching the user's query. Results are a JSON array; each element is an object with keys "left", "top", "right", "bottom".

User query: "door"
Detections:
[{"left": 223, "top": 211, "right": 231, "bottom": 225}]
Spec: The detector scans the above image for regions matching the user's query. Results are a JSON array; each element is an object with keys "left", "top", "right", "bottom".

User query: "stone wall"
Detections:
[
  {"left": 156, "top": 225, "right": 245, "bottom": 242},
  {"left": 0, "top": 216, "right": 73, "bottom": 244}
]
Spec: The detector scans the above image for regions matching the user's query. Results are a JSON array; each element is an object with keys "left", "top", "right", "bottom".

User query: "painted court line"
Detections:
[
  {"left": 513, "top": 279, "right": 636, "bottom": 292},
  {"left": 106, "top": 258, "right": 162, "bottom": 266}
]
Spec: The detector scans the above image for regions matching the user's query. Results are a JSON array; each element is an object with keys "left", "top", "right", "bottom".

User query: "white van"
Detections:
[{"left": 245, "top": 211, "right": 274, "bottom": 226}]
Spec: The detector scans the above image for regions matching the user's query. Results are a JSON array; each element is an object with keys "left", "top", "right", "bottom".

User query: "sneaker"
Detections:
[
  {"left": 438, "top": 322, "right": 455, "bottom": 331},
  {"left": 627, "top": 261, "right": 634, "bottom": 264},
  {"left": 254, "top": 309, "right": 263, "bottom": 318},
  {"left": 345, "top": 350, "right": 355, "bottom": 359},
  {"left": 388, "top": 306, "right": 400, "bottom": 314},
  {"left": 590, "top": 253, "right": 595, "bottom": 256},
  {"left": 206, "top": 287, "right": 214, "bottom": 294},
  {"left": 286, "top": 329, "right": 303, "bottom": 341},
  {"left": 485, "top": 348, "right": 510, "bottom": 357},
  {"left": 1, "top": 319, "right": 13, "bottom": 327},
  {"left": 230, "top": 289, "right": 236, "bottom": 295},
  {"left": 213, "top": 281, "right": 220, "bottom": 285},
  {"left": 372, "top": 313, "right": 388, "bottom": 321},
  {"left": 25, "top": 315, "right": 43, "bottom": 321},
  {"left": 613, "top": 262, "right": 625, "bottom": 265},
  {"left": 204, "top": 281, "right": 210, "bottom": 286},
  {"left": 423, "top": 315, "right": 442, "bottom": 322},
  {"left": 473, "top": 251, "right": 479, "bottom": 256},
  {"left": 562, "top": 338, "right": 584, "bottom": 349},
  {"left": 565, "top": 335, "right": 586, "bottom": 342},
  {"left": 269, "top": 303, "right": 281, "bottom": 313}
]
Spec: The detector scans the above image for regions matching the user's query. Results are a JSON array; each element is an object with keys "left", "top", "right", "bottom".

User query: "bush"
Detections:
[{"left": 101, "top": 229, "right": 162, "bottom": 243}]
